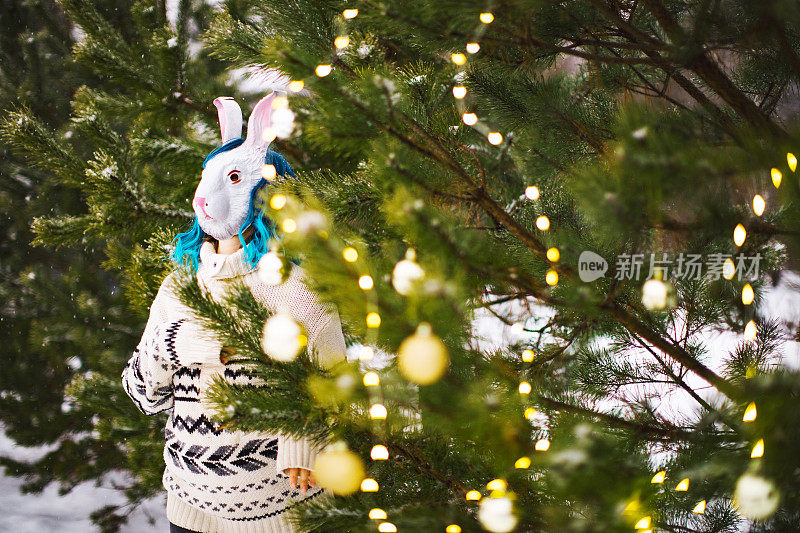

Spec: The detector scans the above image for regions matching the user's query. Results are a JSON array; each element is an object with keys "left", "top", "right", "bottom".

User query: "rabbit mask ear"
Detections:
[
  {"left": 213, "top": 97, "right": 243, "bottom": 142},
  {"left": 242, "top": 92, "right": 277, "bottom": 153}
]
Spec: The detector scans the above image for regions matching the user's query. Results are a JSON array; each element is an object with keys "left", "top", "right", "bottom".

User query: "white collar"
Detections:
[{"left": 199, "top": 241, "right": 256, "bottom": 278}]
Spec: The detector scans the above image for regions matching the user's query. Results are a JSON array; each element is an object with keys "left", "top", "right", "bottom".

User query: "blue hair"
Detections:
[{"left": 169, "top": 141, "right": 295, "bottom": 273}]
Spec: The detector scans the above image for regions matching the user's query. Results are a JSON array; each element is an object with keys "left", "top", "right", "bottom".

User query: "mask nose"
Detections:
[{"left": 194, "top": 196, "right": 211, "bottom": 219}]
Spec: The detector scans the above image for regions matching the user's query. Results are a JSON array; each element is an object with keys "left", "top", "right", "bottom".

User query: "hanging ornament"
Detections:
[
  {"left": 642, "top": 278, "right": 669, "bottom": 310},
  {"left": 397, "top": 323, "right": 449, "bottom": 385},
  {"left": 478, "top": 495, "right": 518, "bottom": 532},
  {"left": 734, "top": 473, "right": 779, "bottom": 520},
  {"left": 257, "top": 250, "right": 284, "bottom": 285},
  {"left": 392, "top": 249, "right": 425, "bottom": 295},
  {"left": 261, "top": 312, "right": 304, "bottom": 361},
  {"left": 312, "top": 442, "right": 366, "bottom": 495}
]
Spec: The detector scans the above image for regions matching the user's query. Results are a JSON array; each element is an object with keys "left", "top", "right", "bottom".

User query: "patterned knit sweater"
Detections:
[{"left": 122, "top": 241, "right": 346, "bottom": 533}]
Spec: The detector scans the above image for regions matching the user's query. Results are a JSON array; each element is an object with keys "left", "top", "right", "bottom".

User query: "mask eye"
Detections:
[{"left": 228, "top": 171, "right": 241, "bottom": 184}]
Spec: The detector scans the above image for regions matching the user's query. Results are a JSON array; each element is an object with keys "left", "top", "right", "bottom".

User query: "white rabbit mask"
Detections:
[{"left": 193, "top": 93, "right": 278, "bottom": 240}]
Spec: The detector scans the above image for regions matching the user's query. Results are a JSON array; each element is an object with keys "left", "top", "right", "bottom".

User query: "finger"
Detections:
[
  {"left": 298, "top": 469, "right": 309, "bottom": 493},
  {"left": 288, "top": 469, "right": 298, "bottom": 488}
]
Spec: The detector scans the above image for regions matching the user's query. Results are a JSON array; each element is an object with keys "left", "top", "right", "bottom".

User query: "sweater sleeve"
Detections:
[
  {"left": 276, "top": 307, "right": 347, "bottom": 475},
  {"left": 121, "top": 275, "right": 224, "bottom": 415}
]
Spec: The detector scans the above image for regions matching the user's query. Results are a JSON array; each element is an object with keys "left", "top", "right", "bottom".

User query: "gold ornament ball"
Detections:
[
  {"left": 312, "top": 446, "right": 366, "bottom": 495},
  {"left": 397, "top": 323, "right": 449, "bottom": 385}
]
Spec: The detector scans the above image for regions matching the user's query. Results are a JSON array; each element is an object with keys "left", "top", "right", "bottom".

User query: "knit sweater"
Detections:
[{"left": 121, "top": 241, "right": 346, "bottom": 533}]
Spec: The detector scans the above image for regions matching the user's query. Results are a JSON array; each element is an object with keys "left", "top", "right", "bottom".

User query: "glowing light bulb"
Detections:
[
  {"left": 788, "top": 152, "right": 797, "bottom": 172},
  {"left": 651, "top": 471, "right": 666, "bottom": 484},
  {"left": 486, "top": 479, "right": 507, "bottom": 491},
  {"left": 452, "top": 86, "right": 467, "bottom": 99},
  {"left": 262, "top": 163, "right": 277, "bottom": 180},
  {"left": 742, "top": 283, "right": 754, "bottom": 305},
  {"left": 733, "top": 224, "right": 746, "bottom": 246},
  {"left": 693, "top": 500, "right": 706, "bottom": 514},
  {"left": 369, "top": 403, "right": 387, "bottom": 419},
  {"left": 288, "top": 80, "right": 304, "bottom": 92},
  {"left": 378, "top": 523, "right": 396, "bottom": 533},
  {"left": 363, "top": 372, "right": 379, "bottom": 386},
  {"left": 334, "top": 36, "right": 350, "bottom": 49},
  {"left": 771, "top": 167, "right": 782, "bottom": 188},
  {"left": 514, "top": 456, "right": 531, "bottom": 469},
  {"left": 315, "top": 64, "right": 332, "bottom": 77},
  {"left": 466, "top": 43, "right": 480, "bottom": 54},
  {"left": 343, "top": 247, "right": 358, "bottom": 262},
  {"left": 524, "top": 407, "right": 536, "bottom": 420},
  {"left": 487, "top": 132, "right": 503, "bottom": 145},
  {"left": 723, "top": 258, "right": 736, "bottom": 280},
  {"left": 465, "top": 490, "right": 481, "bottom": 501},
  {"left": 446, "top": 525, "right": 462, "bottom": 533},
  {"left": 261, "top": 127, "right": 276, "bottom": 143},
  {"left": 751, "top": 438, "right": 764, "bottom": 458},
  {"left": 451, "top": 53, "right": 467, "bottom": 65},
  {"left": 536, "top": 216, "right": 550, "bottom": 231},
  {"left": 480, "top": 12, "right": 494, "bottom": 23},
  {"left": 343, "top": 8, "right": 358, "bottom": 19},
  {"left": 534, "top": 438, "right": 550, "bottom": 451},
  {"left": 635, "top": 516, "right": 651, "bottom": 529},
  {"left": 753, "top": 194, "right": 765, "bottom": 216},
  {"left": 462, "top": 112, "right": 478, "bottom": 125},
  {"left": 369, "top": 508, "right": 387, "bottom": 520},
  {"left": 281, "top": 219, "right": 296, "bottom": 232},
  {"left": 522, "top": 349, "right": 534, "bottom": 362},
  {"left": 361, "top": 478, "right": 379, "bottom": 492},
  {"left": 545, "top": 269, "right": 558, "bottom": 286},
  {"left": 371, "top": 445, "right": 389, "bottom": 460},
  {"left": 270, "top": 194, "right": 286, "bottom": 210},
  {"left": 518, "top": 381, "right": 531, "bottom": 394},
  {"left": 744, "top": 320, "right": 757, "bottom": 340},
  {"left": 366, "top": 312, "right": 381, "bottom": 328},
  {"left": 743, "top": 402, "right": 757, "bottom": 422},
  {"left": 359, "top": 275, "right": 374, "bottom": 290},
  {"left": 675, "top": 478, "right": 690, "bottom": 491},
  {"left": 546, "top": 247, "right": 560, "bottom": 262},
  {"left": 525, "top": 185, "right": 540, "bottom": 200},
  {"left": 272, "top": 96, "right": 289, "bottom": 109}
]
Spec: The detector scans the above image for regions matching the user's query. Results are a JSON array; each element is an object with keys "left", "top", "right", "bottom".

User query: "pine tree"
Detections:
[{"left": 6, "top": 0, "right": 800, "bottom": 532}]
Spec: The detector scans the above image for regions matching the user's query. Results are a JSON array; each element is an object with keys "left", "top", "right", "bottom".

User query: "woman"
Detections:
[{"left": 121, "top": 94, "right": 346, "bottom": 533}]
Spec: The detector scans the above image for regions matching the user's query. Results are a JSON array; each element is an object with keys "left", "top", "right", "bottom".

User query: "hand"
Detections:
[
  {"left": 285, "top": 467, "right": 316, "bottom": 494},
  {"left": 220, "top": 345, "right": 236, "bottom": 364}
]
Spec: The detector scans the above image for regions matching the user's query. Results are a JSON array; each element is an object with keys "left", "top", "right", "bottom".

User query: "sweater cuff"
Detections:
[
  {"left": 276, "top": 435, "right": 319, "bottom": 476},
  {"left": 161, "top": 319, "right": 224, "bottom": 367}
]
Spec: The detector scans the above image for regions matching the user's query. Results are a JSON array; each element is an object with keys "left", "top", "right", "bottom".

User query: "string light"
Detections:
[
  {"left": 514, "top": 456, "right": 531, "bottom": 469},
  {"left": 371, "top": 445, "right": 389, "bottom": 460},
  {"left": 361, "top": 478, "right": 379, "bottom": 491},
  {"left": 452, "top": 86, "right": 467, "bottom": 99},
  {"left": 723, "top": 258, "right": 736, "bottom": 280},
  {"left": 752, "top": 194, "right": 765, "bottom": 216},
  {"left": 524, "top": 407, "right": 536, "bottom": 420},
  {"left": 487, "top": 132, "right": 503, "bottom": 145},
  {"left": 480, "top": 12, "right": 494, "bottom": 23},
  {"left": 451, "top": 53, "right": 467, "bottom": 65},
  {"left": 487, "top": 479, "right": 507, "bottom": 491},
  {"left": 466, "top": 490, "right": 482, "bottom": 501},
  {"left": 269, "top": 194, "right": 286, "bottom": 210},
  {"left": 651, "top": 471, "right": 666, "bottom": 484},
  {"left": 359, "top": 275, "right": 374, "bottom": 290},
  {"left": 315, "top": 64, "right": 332, "bottom": 77},
  {"left": 536, "top": 216, "right": 550, "bottom": 231},
  {"left": 288, "top": 80, "right": 304, "bottom": 92},
  {"left": 534, "top": 438, "right": 550, "bottom": 451},
  {"left": 788, "top": 152, "right": 797, "bottom": 172},
  {"left": 634, "top": 516, "right": 651, "bottom": 529},
  {"left": 743, "top": 402, "right": 757, "bottom": 422},
  {"left": 378, "top": 523, "right": 396, "bottom": 533},
  {"left": 545, "top": 269, "right": 558, "bottom": 286},
  {"left": 692, "top": 500, "right": 706, "bottom": 514},
  {"left": 733, "top": 224, "right": 746, "bottom": 246},
  {"left": 446, "top": 526, "right": 462, "bottom": 533},
  {"left": 466, "top": 43, "right": 480, "bottom": 54},
  {"left": 518, "top": 382, "right": 532, "bottom": 394},
  {"left": 343, "top": 8, "right": 358, "bottom": 18},
  {"left": 281, "top": 219, "right": 297, "bottom": 233},
  {"left": 262, "top": 163, "right": 277, "bottom": 180},
  {"left": 522, "top": 349, "right": 534, "bottom": 362},
  {"left": 334, "top": 36, "right": 350, "bottom": 49},
  {"left": 744, "top": 320, "right": 757, "bottom": 340},
  {"left": 366, "top": 312, "right": 381, "bottom": 328},
  {"left": 742, "top": 283, "right": 754, "bottom": 305},
  {"left": 525, "top": 185, "right": 540, "bottom": 200},
  {"left": 343, "top": 247, "right": 359, "bottom": 262},
  {"left": 462, "top": 112, "right": 478, "bottom": 125},
  {"left": 363, "top": 372, "right": 380, "bottom": 386},
  {"left": 675, "top": 478, "right": 690, "bottom": 491},
  {"left": 546, "top": 247, "right": 560, "bottom": 262},
  {"left": 369, "top": 509, "right": 388, "bottom": 520},
  {"left": 369, "top": 403, "right": 387, "bottom": 419},
  {"left": 751, "top": 438, "right": 765, "bottom": 458},
  {"left": 771, "top": 167, "right": 782, "bottom": 188}
]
